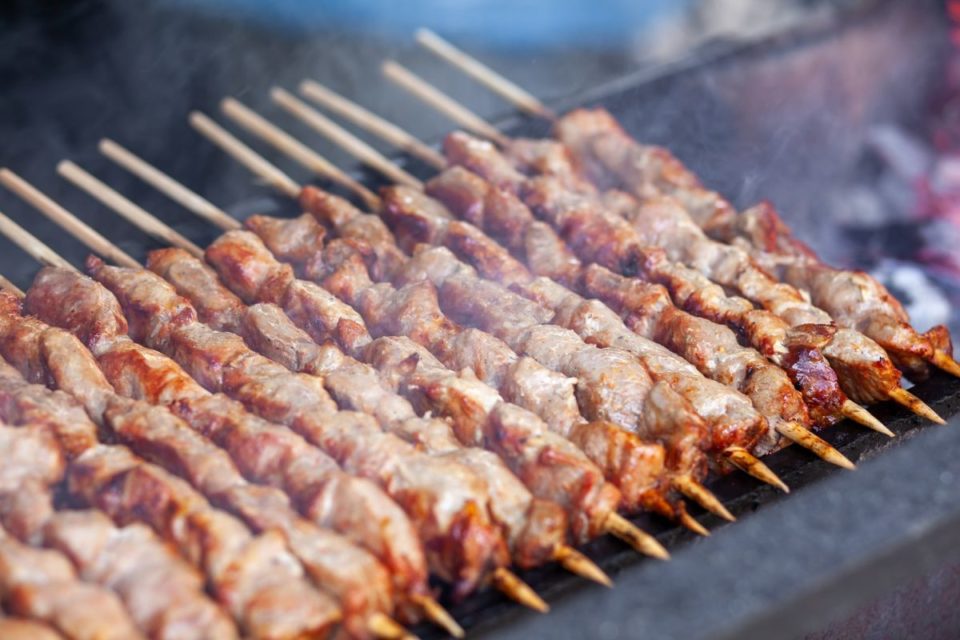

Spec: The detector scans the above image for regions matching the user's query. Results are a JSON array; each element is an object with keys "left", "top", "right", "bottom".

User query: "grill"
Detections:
[{"left": 0, "top": 1, "right": 958, "bottom": 639}]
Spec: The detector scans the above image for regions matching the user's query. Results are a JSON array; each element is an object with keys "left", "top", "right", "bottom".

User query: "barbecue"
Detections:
[{"left": 0, "top": 11, "right": 958, "bottom": 639}]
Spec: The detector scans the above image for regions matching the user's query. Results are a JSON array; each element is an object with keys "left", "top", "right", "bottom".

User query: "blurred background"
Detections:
[{"left": 0, "top": 1, "right": 958, "bottom": 637}]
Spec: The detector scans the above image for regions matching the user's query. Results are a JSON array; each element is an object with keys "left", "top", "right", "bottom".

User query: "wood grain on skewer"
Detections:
[
  {"left": 840, "top": 400, "right": 894, "bottom": 437},
  {"left": 189, "top": 111, "right": 302, "bottom": 199},
  {"left": 0, "top": 209, "right": 76, "bottom": 270},
  {"left": 775, "top": 422, "right": 855, "bottom": 470},
  {"left": 300, "top": 79, "right": 446, "bottom": 170},
  {"left": 0, "top": 273, "right": 24, "bottom": 297},
  {"left": 57, "top": 161, "right": 204, "bottom": 259},
  {"left": 218, "top": 99, "right": 382, "bottom": 211},
  {"left": 887, "top": 388, "right": 946, "bottom": 425},
  {"left": 677, "top": 511, "right": 710, "bottom": 537},
  {"left": 1, "top": 168, "right": 141, "bottom": 268},
  {"left": 99, "top": 139, "right": 241, "bottom": 231},
  {"left": 931, "top": 349, "right": 960, "bottom": 379},
  {"left": 382, "top": 60, "right": 509, "bottom": 147},
  {"left": 271, "top": 87, "right": 422, "bottom": 189},
  {"left": 415, "top": 28, "right": 557, "bottom": 121}
]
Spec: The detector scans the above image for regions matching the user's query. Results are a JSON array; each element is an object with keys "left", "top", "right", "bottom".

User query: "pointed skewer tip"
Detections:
[
  {"left": 553, "top": 545, "right": 612, "bottom": 588},
  {"left": 932, "top": 349, "right": 960, "bottom": 379},
  {"left": 776, "top": 421, "right": 856, "bottom": 469},
  {"left": 723, "top": 446, "right": 790, "bottom": 493},
  {"left": 603, "top": 512, "right": 670, "bottom": 560},
  {"left": 367, "top": 612, "right": 416, "bottom": 640},
  {"left": 841, "top": 400, "right": 894, "bottom": 437},
  {"left": 492, "top": 568, "right": 549, "bottom": 613},
  {"left": 677, "top": 511, "right": 711, "bottom": 537},
  {"left": 672, "top": 475, "right": 736, "bottom": 522},
  {"left": 888, "top": 387, "right": 945, "bottom": 425},
  {"left": 409, "top": 594, "right": 464, "bottom": 638}
]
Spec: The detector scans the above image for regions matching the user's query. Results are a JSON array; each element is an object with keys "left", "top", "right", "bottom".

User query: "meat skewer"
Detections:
[
  {"left": 0, "top": 186, "right": 541, "bottom": 615},
  {"left": 203, "top": 98, "right": 734, "bottom": 518},
  {"left": 0, "top": 250, "right": 414, "bottom": 639},
  {"left": 378, "top": 55, "right": 949, "bottom": 424},
  {"left": 288, "top": 84, "right": 891, "bottom": 440},
  {"left": 216, "top": 96, "right": 859, "bottom": 480},
  {"left": 10, "top": 165, "right": 612, "bottom": 591},
  {"left": 91, "top": 118, "right": 677, "bottom": 554},
  {"left": 0, "top": 382, "right": 237, "bottom": 640},
  {"left": 0, "top": 174, "right": 461, "bottom": 639},
  {"left": 0, "top": 277, "right": 343, "bottom": 639},
  {"left": 271, "top": 89, "right": 889, "bottom": 455},
  {"left": 414, "top": 28, "right": 960, "bottom": 382},
  {"left": 183, "top": 107, "right": 739, "bottom": 537}
]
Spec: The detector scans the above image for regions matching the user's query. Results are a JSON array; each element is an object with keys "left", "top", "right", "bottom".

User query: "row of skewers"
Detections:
[{"left": 0, "top": 30, "right": 955, "bottom": 640}]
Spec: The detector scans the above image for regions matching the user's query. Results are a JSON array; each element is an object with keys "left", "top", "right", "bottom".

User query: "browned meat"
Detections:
[
  {"left": 0, "top": 524, "right": 145, "bottom": 640},
  {"left": 0, "top": 618, "right": 64, "bottom": 639},
  {"left": 43, "top": 510, "right": 237, "bottom": 640},
  {"left": 67, "top": 445, "right": 341, "bottom": 639},
  {"left": 77, "top": 260, "right": 509, "bottom": 600}
]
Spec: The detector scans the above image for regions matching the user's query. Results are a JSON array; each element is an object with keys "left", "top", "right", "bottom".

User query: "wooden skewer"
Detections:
[
  {"left": 99, "top": 140, "right": 241, "bottom": 231},
  {"left": 87, "top": 139, "right": 600, "bottom": 606},
  {"left": 56, "top": 161, "right": 204, "bottom": 259},
  {"left": 0, "top": 168, "right": 141, "bottom": 268},
  {"left": 0, "top": 210, "right": 76, "bottom": 271},
  {"left": 414, "top": 28, "right": 556, "bottom": 121},
  {"left": 382, "top": 60, "right": 509, "bottom": 147},
  {"left": 300, "top": 79, "right": 446, "bottom": 170},
  {"left": 840, "top": 399, "right": 894, "bottom": 437},
  {"left": 672, "top": 475, "right": 735, "bottom": 522},
  {"left": 217, "top": 99, "right": 382, "bottom": 211},
  {"left": 0, "top": 274, "right": 24, "bottom": 298},
  {"left": 603, "top": 512, "right": 669, "bottom": 560},
  {"left": 677, "top": 510, "right": 710, "bottom": 537},
  {"left": 367, "top": 612, "right": 415, "bottom": 640},
  {"left": 492, "top": 567, "right": 549, "bottom": 613},
  {"left": 723, "top": 446, "right": 789, "bottom": 494},
  {"left": 271, "top": 88, "right": 422, "bottom": 189},
  {"left": 931, "top": 349, "right": 960, "bottom": 380},
  {"left": 408, "top": 594, "right": 464, "bottom": 638},
  {"left": 775, "top": 422, "right": 855, "bottom": 470},
  {"left": 888, "top": 387, "right": 945, "bottom": 425}
]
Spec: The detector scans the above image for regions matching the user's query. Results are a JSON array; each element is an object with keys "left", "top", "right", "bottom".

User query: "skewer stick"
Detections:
[
  {"left": 931, "top": 349, "right": 960, "bottom": 379},
  {"left": 492, "top": 567, "right": 548, "bottom": 613},
  {"left": 218, "top": 99, "right": 381, "bottom": 211},
  {"left": 0, "top": 210, "right": 76, "bottom": 271},
  {"left": 408, "top": 595, "right": 464, "bottom": 638},
  {"left": 382, "top": 61, "right": 509, "bottom": 147},
  {"left": 887, "top": 387, "right": 945, "bottom": 425},
  {"left": 0, "top": 274, "right": 24, "bottom": 298},
  {"left": 840, "top": 400, "right": 894, "bottom": 437},
  {"left": 300, "top": 80, "right": 446, "bottom": 170},
  {"left": 775, "top": 422, "right": 855, "bottom": 469},
  {"left": 99, "top": 140, "right": 241, "bottom": 231},
  {"left": 0, "top": 169, "right": 141, "bottom": 268},
  {"left": 672, "top": 475, "right": 735, "bottom": 522},
  {"left": 603, "top": 512, "right": 669, "bottom": 560},
  {"left": 57, "top": 161, "right": 204, "bottom": 259},
  {"left": 271, "top": 88, "right": 423, "bottom": 189},
  {"left": 552, "top": 545, "right": 612, "bottom": 588},
  {"left": 189, "top": 111, "right": 302, "bottom": 200},
  {"left": 414, "top": 29, "right": 556, "bottom": 121},
  {"left": 367, "top": 612, "right": 415, "bottom": 640},
  {"left": 723, "top": 446, "right": 789, "bottom": 494},
  {"left": 677, "top": 511, "right": 710, "bottom": 537}
]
